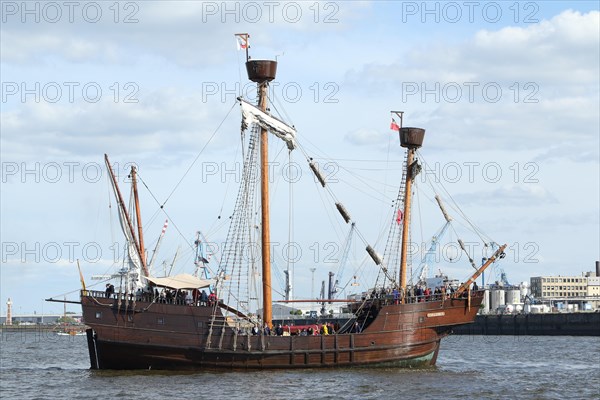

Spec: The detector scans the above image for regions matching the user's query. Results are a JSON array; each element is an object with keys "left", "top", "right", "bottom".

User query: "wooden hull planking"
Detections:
[{"left": 82, "top": 291, "right": 482, "bottom": 370}]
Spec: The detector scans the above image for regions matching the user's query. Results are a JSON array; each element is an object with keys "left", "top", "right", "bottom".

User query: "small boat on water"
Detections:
[
  {"left": 48, "top": 36, "right": 507, "bottom": 369},
  {"left": 54, "top": 299, "right": 86, "bottom": 336},
  {"left": 56, "top": 330, "right": 86, "bottom": 336}
]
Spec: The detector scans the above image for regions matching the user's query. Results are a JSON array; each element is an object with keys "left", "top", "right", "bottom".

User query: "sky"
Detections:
[{"left": 1, "top": 1, "right": 599, "bottom": 316}]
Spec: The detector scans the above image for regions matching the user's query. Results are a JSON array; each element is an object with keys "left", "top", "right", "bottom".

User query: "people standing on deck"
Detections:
[
  {"left": 392, "top": 288, "right": 400, "bottom": 304},
  {"left": 263, "top": 323, "right": 271, "bottom": 336},
  {"left": 424, "top": 287, "right": 431, "bottom": 301},
  {"left": 416, "top": 286, "right": 424, "bottom": 302},
  {"left": 208, "top": 291, "right": 217, "bottom": 306},
  {"left": 407, "top": 286, "right": 415, "bottom": 303},
  {"left": 105, "top": 283, "right": 115, "bottom": 298},
  {"left": 200, "top": 290, "right": 208, "bottom": 306},
  {"left": 473, "top": 281, "right": 479, "bottom": 291},
  {"left": 447, "top": 284, "right": 453, "bottom": 294},
  {"left": 275, "top": 324, "right": 284, "bottom": 336}
]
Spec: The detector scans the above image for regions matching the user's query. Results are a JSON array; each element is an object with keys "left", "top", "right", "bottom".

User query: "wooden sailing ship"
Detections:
[{"left": 56, "top": 38, "right": 507, "bottom": 369}]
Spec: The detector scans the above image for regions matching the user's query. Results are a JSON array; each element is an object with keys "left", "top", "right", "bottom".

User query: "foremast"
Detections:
[
  {"left": 392, "top": 121, "right": 507, "bottom": 297},
  {"left": 396, "top": 120, "right": 426, "bottom": 301}
]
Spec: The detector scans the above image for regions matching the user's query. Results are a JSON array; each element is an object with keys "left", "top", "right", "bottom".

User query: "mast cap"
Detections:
[
  {"left": 399, "top": 127, "right": 425, "bottom": 149},
  {"left": 246, "top": 60, "right": 278, "bottom": 83}
]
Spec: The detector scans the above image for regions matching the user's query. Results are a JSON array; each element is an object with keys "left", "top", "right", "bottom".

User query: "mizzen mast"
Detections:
[
  {"left": 246, "top": 58, "right": 278, "bottom": 328},
  {"left": 131, "top": 166, "right": 147, "bottom": 271},
  {"left": 104, "top": 154, "right": 149, "bottom": 278},
  {"left": 397, "top": 124, "right": 425, "bottom": 298}
]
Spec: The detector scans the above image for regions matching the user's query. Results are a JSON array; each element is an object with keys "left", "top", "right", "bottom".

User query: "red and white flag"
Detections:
[
  {"left": 390, "top": 118, "right": 400, "bottom": 132},
  {"left": 396, "top": 209, "right": 403, "bottom": 224},
  {"left": 235, "top": 33, "right": 249, "bottom": 50}
]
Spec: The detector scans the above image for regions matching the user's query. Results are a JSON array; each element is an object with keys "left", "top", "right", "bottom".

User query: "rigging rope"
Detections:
[
  {"left": 417, "top": 150, "right": 495, "bottom": 245},
  {"left": 286, "top": 149, "right": 294, "bottom": 300},
  {"left": 162, "top": 101, "right": 237, "bottom": 208},
  {"left": 136, "top": 173, "right": 196, "bottom": 255},
  {"left": 295, "top": 140, "right": 399, "bottom": 287}
]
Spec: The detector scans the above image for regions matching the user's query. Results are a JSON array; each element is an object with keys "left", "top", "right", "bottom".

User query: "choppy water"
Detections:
[{"left": 1, "top": 330, "right": 598, "bottom": 399}]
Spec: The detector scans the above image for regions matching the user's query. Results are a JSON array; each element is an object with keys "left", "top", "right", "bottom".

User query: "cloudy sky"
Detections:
[{"left": 1, "top": 1, "right": 598, "bottom": 316}]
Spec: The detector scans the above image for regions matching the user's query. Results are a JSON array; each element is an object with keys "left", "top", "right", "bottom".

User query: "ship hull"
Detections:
[{"left": 81, "top": 290, "right": 482, "bottom": 370}]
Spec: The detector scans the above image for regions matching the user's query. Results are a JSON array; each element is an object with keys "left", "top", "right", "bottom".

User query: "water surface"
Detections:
[{"left": 1, "top": 331, "right": 598, "bottom": 399}]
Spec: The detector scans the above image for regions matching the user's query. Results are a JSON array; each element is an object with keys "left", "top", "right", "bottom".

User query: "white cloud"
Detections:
[
  {"left": 455, "top": 184, "right": 558, "bottom": 206},
  {"left": 533, "top": 144, "right": 599, "bottom": 163},
  {"left": 341, "top": 10, "right": 599, "bottom": 153},
  {"left": 0, "top": 2, "right": 371, "bottom": 66},
  {"left": 344, "top": 128, "right": 387, "bottom": 146},
  {"left": 0, "top": 89, "right": 233, "bottom": 162}
]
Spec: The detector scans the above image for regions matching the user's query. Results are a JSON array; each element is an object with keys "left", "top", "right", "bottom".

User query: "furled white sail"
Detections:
[
  {"left": 239, "top": 98, "right": 297, "bottom": 150},
  {"left": 106, "top": 163, "right": 145, "bottom": 290},
  {"left": 146, "top": 274, "right": 212, "bottom": 290}
]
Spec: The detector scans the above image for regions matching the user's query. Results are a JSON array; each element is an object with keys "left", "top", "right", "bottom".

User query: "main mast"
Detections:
[
  {"left": 398, "top": 126, "right": 425, "bottom": 299},
  {"left": 246, "top": 58, "right": 278, "bottom": 328}
]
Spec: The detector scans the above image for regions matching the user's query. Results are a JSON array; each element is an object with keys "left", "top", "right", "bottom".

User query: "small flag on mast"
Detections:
[
  {"left": 390, "top": 118, "right": 400, "bottom": 132},
  {"left": 235, "top": 33, "right": 249, "bottom": 50},
  {"left": 396, "top": 209, "right": 403, "bottom": 224}
]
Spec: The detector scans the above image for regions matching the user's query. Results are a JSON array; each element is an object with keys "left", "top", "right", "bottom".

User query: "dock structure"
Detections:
[{"left": 453, "top": 312, "right": 600, "bottom": 336}]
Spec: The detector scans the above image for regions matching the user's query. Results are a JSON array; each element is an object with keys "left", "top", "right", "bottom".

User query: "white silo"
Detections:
[
  {"left": 490, "top": 289, "right": 505, "bottom": 313},
  {"left": 480, "top": 289, "right": 490, "bottom": 314},
  {"left": 520, "top": 282, "right": 529, "bottom": 298},
  {"left": 506, "top": 288, "right": 521, "bottom": 305}
]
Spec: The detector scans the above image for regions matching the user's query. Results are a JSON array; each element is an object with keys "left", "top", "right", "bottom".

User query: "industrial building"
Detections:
[
  {"left": 480, "top": 262, "right": 600, "bottom": 315},
  {"left": 528, "top": 262, "right": 600, "bottom": 311},
  {"left": 0, "top": 313, "right": 82, "bottom": 325}
]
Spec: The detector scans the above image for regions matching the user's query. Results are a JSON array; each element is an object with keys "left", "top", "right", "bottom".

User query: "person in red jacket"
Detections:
[{"left": 208, "top": 291, "right": 217, "bottom": 306}]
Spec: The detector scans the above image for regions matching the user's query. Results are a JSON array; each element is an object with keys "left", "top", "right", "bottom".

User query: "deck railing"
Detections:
[{"left": 82, "top": 289, "right": 218, "bottom": 307}]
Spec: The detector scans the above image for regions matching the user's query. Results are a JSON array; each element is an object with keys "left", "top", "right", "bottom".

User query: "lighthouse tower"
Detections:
[{"left": 6, "top": 298, "right": 13, "bottom": 325}]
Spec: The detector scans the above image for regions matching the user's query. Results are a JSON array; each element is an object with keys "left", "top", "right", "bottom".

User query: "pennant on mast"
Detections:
[{"left": 235, "top": 33, "right": 249, "bottom": 50}]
